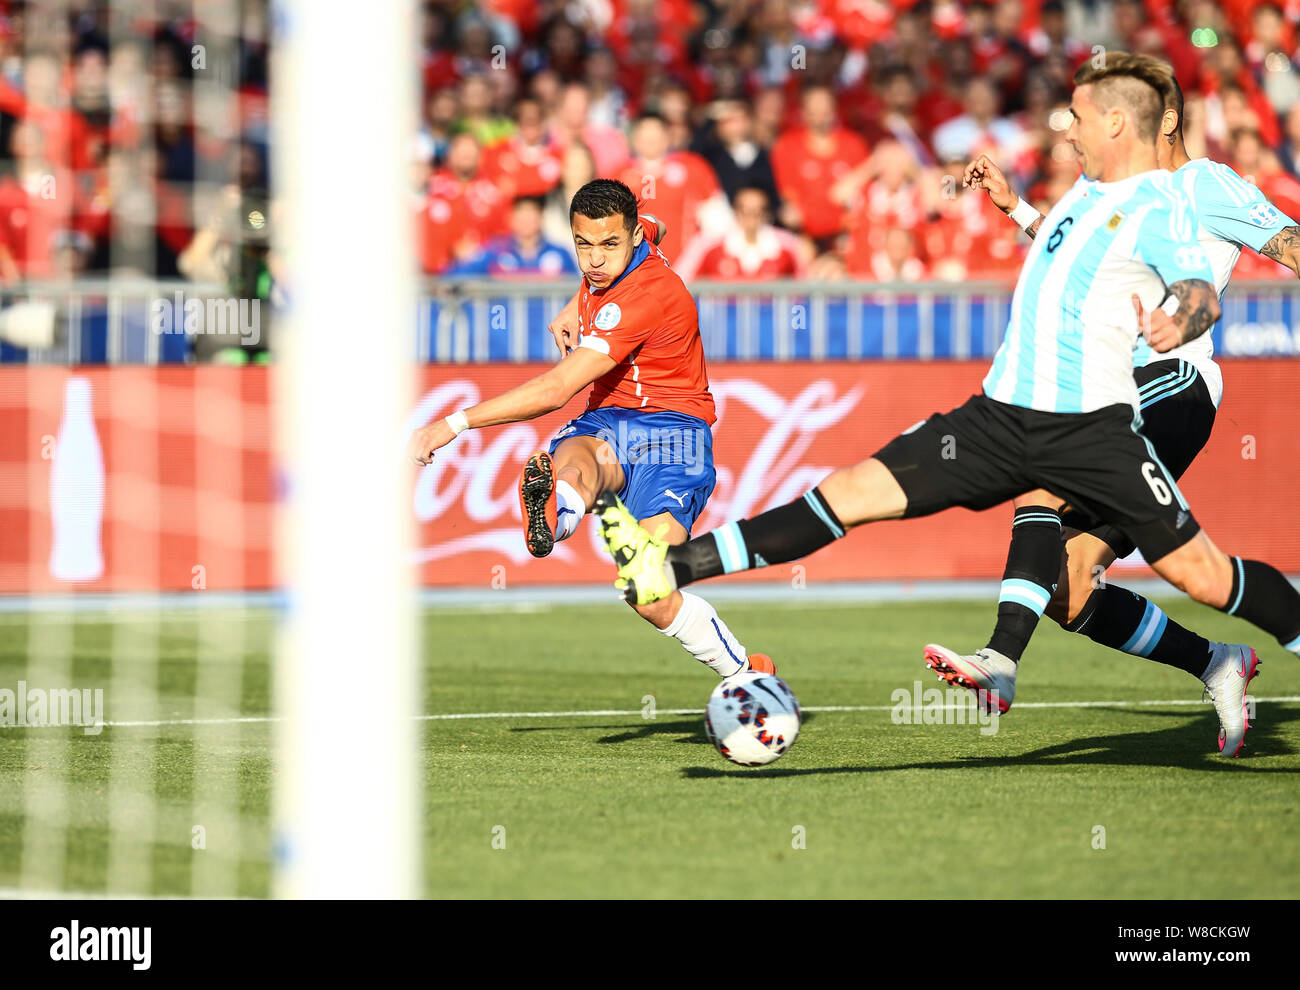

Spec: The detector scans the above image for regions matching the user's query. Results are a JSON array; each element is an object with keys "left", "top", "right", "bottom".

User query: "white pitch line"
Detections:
[{"left": 2, "top": 695, "right": 1297, "bottom": 730}]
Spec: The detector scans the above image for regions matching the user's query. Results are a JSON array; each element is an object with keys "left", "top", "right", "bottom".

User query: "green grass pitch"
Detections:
[{"left": 1, "top": 597, "right": 1297, "bottom": 898}]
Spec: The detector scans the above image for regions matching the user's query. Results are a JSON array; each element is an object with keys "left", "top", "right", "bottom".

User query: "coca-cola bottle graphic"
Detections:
[{"left": 49, "top": 376, "right": 105, "bottom": 582}]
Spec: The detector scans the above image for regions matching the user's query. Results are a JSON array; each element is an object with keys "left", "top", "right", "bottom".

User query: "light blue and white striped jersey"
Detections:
[
  {"left": 984, "top": 169, "right": 1216, "bottom": 413},
  {"left": 1129, "top": 158, "right": 1297, "bottom": 407}
]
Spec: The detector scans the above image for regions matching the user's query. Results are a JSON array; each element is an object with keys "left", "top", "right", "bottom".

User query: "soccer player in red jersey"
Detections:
[{"left": 408, "top": 178, "right": 773, "bottom": 678}]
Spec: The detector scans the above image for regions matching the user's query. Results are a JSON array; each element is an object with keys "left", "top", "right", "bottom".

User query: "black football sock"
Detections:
[
  {"left": 1221, "top": 557, "right": 1300, "bottom": 655},
  {"left": 1065, "top": 584, "right": 1211, "bottom": 677},
  {"left": 985, "top": 506, "right": 1062, "bottom": 663},
  {"left": 666, "top": 487, "right": 846, "bottom": 588}
]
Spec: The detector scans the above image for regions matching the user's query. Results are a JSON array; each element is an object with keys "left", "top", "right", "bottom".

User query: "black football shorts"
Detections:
[
  {"left": 873, "top": 388, "right": 1201, "bottom": 563},
  {"left": 1059, "top": 358, "right": 1217, "bottom": 559}
]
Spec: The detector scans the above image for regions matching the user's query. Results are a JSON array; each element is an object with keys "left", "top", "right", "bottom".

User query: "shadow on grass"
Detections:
[
  {"left": 511, "top": 713, "right": 819, "bottom": 746},
  {"left": 679, "top": 703, "right": 1300, "bottom": 779}
]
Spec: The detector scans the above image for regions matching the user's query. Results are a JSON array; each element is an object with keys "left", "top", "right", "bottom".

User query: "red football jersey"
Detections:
[
  {"left": 576, "top": 215, "right": 716, "bottom": 425},
  {"left": 417, "top": 170, "right": 509, "bottom": 273},
  {"left": 692, "top": 228, "right": 803, "bottom": 280},
  {"left": 770, "top": 127, "right": 869, "bottom": 239},
  {"left": 483, "top": 138, "right": 563, "bottom": 199},
  {"left": 616, "top": 151, "right": 720, "bottom": 262}
]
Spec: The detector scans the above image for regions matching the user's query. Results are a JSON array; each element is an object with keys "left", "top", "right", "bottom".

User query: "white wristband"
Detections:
[
  {"left": 1007, "top": 197, "right": 1042, "bottom": 232},
  {"left": 445, "top": 410, "right": 470, "bottom": 436},
  {"left": 1160, "top": 294, "right": 1180, "bottom": 318}
]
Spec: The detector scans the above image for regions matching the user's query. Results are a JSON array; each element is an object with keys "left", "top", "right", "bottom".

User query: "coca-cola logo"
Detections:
[{"left": 408, "top": 377, "right": 865, "bottom": 566}]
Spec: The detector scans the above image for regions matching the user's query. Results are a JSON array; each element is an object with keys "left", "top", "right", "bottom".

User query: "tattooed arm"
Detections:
[
  {"left": 1024, "top": 216, "right": 1044, "bottom": 240},
  {"left": 1131, "top": 279, "right": 1221, "bottom": 352},
  {"left": 1259, "top": 225, "right": 1300, "bottom": 277}
]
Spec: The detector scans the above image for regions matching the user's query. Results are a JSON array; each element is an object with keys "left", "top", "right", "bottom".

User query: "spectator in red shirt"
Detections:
[
  {"left": 617, "top": 112, "right": 726, "bottom": 261},
  {"left": 1231, "top": 127, "right": 1300, "bottom": 221},
  {"left": 770, "top": 85, "right": 869, "bottom": 249},
  {"left": 918, "top": 41, "right": 977, "bottom": 139},
  {"left": 550, "top": 82, "right": 630, "bottom": 178},
  {"left": 483, "top": 98, "right": 564, "bottom": 199},
  {"left": 418, "top": 133, "right": 509, "bottom": 274},
  {"left": 1203, "top": 38, "right": 1283, "bottom": 148},
  {"left": 21, "top": 51, "right": 96, "bottom": 173},
  {"left": 420, "top": 6, "right": 456, "bottom": 93},
  {"left": 0, "top": 121, "right": 72, "bottom": 279},
  {"left": 1205, "top": 84, "right": 1267, "bottom": 162},
  {"left": 845, "top": 225, "right": 927, "bottom": 282},
  {"left": 676, "top": 186, "right": 806, "bottom": 280},
  {"left": 975, "top": 0, "right": 1035, "bottom": 107},
  {"left": 1112, "top": 0, "right": 1200, "bottom": 88},
  {"left": 1244, "top": 4, "right": 1295, "bottom": 74},
  {"left": 839, "top": 140, "right": 927, "bottom": 263}
]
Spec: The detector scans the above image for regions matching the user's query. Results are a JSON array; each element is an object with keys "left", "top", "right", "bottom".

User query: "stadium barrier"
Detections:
[
  {"left": 1, "top": 278, "right": 1298, "bottom": 363},
  {"left": 4, "top": 360, "right": 1299, "bottom": 593},
  {"left": 0, "top": 278, "right": 227, "bottom": 365},
  {"left": 423, "top": 278, "right": 1300, "bottom": 361}
]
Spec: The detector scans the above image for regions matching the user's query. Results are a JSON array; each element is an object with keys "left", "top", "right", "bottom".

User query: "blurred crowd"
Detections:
[
  {"left": 0, "top": 1, "right": 1297, "bottom": 293},
  {"left": 0, "top": 1, "right": 268, "bottom": 283},
  {"left": 421, "top": 0, "right": 1300, "bottom": 282}
]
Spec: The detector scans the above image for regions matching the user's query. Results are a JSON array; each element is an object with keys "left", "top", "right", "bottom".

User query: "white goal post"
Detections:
[{"left": 271, "top": 0, "right": 420, "bottom": 898}]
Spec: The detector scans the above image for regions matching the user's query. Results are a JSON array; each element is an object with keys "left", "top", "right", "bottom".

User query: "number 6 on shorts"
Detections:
[{"left": 1142, "top": 461, "right": 1173, "bottom": 505}]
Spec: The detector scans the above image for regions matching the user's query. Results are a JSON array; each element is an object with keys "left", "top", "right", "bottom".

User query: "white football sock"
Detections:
[
  {"left": 554, "top": 479, "right": 584, "bottom": 541},
  {"left": 660, "top": 591, "right": 748, "bottom": 677}
]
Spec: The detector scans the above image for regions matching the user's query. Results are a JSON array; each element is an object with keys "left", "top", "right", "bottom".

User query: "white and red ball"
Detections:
[{"left": 704, "top": 671, "right": 801, "bottom": 766}]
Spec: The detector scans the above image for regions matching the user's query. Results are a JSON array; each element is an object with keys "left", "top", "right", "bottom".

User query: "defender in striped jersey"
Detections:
[
  {"left": 593, "top": 57, "right": 1300, "bottom": 756},
  {"left": 927, "top": 53, "right": 1300, "bottom": 757}
]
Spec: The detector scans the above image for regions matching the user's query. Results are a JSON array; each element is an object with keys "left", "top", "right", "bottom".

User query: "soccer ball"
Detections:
[{"left": 704, "top": 671, "right": 801, "bottom": 766}]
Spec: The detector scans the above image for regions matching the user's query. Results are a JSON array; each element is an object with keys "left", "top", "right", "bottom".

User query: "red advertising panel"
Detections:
[
  {"left": 0, "top": 367, "right": 274, "bottom": 594},
  {"left": 1, "top": 361, "right": 1298, "bottom": 593},
  {"left": 414, "top": 361, "right": 1300, "bottom": 587}
]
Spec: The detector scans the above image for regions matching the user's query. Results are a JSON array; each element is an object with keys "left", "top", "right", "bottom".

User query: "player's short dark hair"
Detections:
[
  {"left": 569, "top": 178, "right": 638, "bottom": 234},
  {"left": 1072, "top": 52, "right": 1169, "bottom": 143}
]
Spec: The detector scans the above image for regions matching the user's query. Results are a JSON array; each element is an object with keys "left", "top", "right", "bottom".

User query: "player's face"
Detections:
[
  {"left": 1066, "top": 85, "right": 1104, "bottom": 179},
  {"left": 571, "top": 213, "right": 642, "bottom": 288}
]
